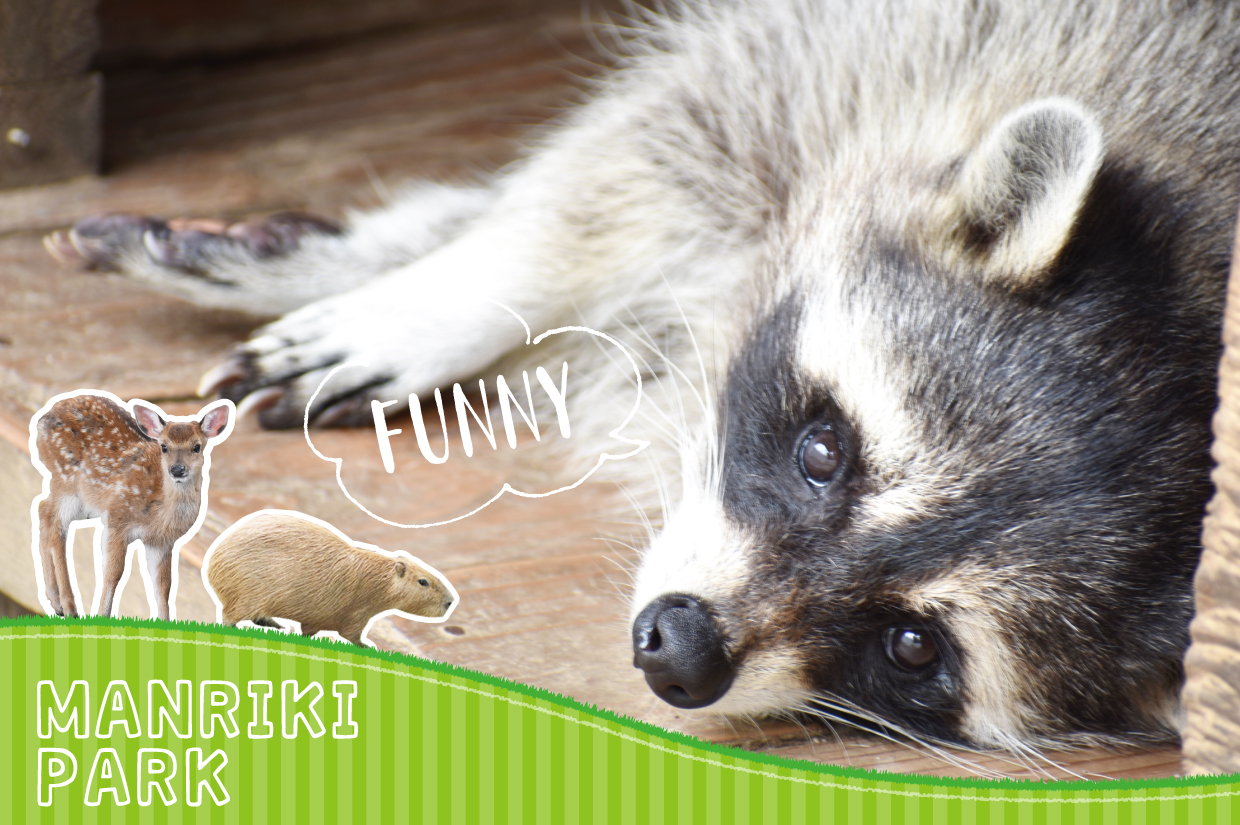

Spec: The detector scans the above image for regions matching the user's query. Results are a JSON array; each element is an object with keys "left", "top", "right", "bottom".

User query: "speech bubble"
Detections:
[{"left": 304, "top": 307, "right": 648, "bottom": 528}]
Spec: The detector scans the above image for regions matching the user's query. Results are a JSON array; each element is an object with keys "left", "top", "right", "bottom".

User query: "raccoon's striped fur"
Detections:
[{"left": 51, "top": 0, "right": 1240, "bottom": 751}]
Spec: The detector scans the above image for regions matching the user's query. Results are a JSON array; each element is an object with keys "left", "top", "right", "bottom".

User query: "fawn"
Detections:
[{"left": 32, "top": 392, "right": 232, "bottom": 620}]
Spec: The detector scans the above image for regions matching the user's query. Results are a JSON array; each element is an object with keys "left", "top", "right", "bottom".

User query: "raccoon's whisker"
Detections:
[
  {"left": 637, "top": 278, "right": 712, "bottom": 421},
  {"left": 612, "top": 297, "right": 714, "bottom": 466},
  {"left": 774, "top": 709, "right": 832, "bottom": 763},
  {"left": 802, "top": 696, "right": 1018, "bottom": 779},
  {"left": 799, "top": 700, "right": 1008, "bottom": 779},
  {"left": 595, "top": 552, "right": 637, "bottom": 600},
  {"left": 583, "top": 319, "right": 691, "bottom": 455},
  {"left": 614, "top": 307, "right": 706, "bottom": 455},
  {"left": 615, "top": 464, "right": 665, "bottom": 544},
  {"left": 991, "top": 736, "right": 1061, "bottom": 781},
  {"left": 595, "top": 538, "right": 641, "bottom": 582},
  {"left": 995, "top": 733, "right": 1094, "bottom": 782}
]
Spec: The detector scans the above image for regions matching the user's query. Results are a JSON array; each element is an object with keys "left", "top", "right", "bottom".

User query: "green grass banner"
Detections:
[{"left": 2, "top": 617, "right": 1236, "bottom": 823}]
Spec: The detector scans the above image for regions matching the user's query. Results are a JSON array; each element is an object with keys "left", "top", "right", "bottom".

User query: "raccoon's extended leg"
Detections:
[
  {"left": 44, "top": 182, "right": 496, "bottom": 316},
  {"left": 186, "top": 148, "right": 754, "bottom": 429},
  {"left": 190, "top": 206, "right": 571, "bottom": 427},
  {"left": 54, "top": 78, "right": 755, "bottom": 430}
]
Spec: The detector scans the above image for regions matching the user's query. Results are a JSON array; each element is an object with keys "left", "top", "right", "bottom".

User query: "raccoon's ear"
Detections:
[{"left": 947, "top": 98, "right": 1103, "bottom": 287}]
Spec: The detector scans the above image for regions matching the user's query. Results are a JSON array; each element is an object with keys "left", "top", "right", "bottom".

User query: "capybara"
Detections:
[{"left": 205, "top": 511, "right": 455, "bottom": 646}]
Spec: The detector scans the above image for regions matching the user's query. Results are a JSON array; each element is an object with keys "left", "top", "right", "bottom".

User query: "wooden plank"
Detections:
[
  {"left": 0, "top": 0, "right": 100, "bottom": 189},
  {"left": 0, "top": 74, "right": 102, "bottom": 189},
  {"left": 97, "top": 0, "right": 600, "bottom": 68},
  {"left": 0, "top": 0, "right": 97, "bottom": 84},
  {"left": 0, "top": 14, "right": 601, "bottom": 235}
]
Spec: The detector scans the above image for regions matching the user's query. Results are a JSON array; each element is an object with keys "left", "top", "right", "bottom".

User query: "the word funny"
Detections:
[
  {"left": 36, "top": 679, "right": 359, "bottom": 807},
  {"left": 372, "top": 363, "right": 571, "bottom": 473}
]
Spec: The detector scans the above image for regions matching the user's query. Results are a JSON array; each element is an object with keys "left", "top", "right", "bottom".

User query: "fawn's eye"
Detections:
[
  {"left": 193, "top": 444, "right": 201, "bottom": 453},
  {"left": 160, "top": 444, "right": 168, "bottom": 454}
]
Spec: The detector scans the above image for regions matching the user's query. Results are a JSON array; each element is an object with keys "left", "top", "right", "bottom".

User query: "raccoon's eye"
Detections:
[
  {"left": 799, "top": 429, "right": 840, "bottom": 486},
  {"left": 160, "top": 444, "right": 168, "bottom": 454},
  {"left": 885, "top": 627, "right": 939, "bottom": 670},
  {"left": 193, "top": 444, "right": 201, "bottom": 453},
  {"left": 418, "top": 578, "right": 430, "bottom": 587}
]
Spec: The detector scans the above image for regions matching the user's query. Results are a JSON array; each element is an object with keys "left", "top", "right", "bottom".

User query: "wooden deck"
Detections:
[{"left": 0, "top": 6, "right": 1182, "bottom": 780}]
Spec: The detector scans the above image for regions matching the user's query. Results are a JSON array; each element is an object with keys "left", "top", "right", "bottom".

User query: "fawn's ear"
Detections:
[
  {"left": 395, "top": 560, "right": 407, "bottom": 578},
  {"left": 199, "top": 403, "right": 231, "bottom": 439},
  {"left": 134, "top": 405, "right": 166, "bottom": 439}
]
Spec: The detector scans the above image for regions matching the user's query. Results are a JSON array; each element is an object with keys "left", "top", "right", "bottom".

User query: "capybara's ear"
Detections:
[
  {"left": 134, "top": 405, "right": 166, "bottom": 439},
  {"left": 199, "top": 403, "right": 231, "bottom": 439},
  {"left": 395, "top": 560, "right": 407, "bottom": 578}
]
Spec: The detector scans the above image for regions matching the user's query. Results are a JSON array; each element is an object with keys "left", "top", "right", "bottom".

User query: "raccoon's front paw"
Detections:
[
  {"left": 44, "top": 211, "right": 342, "bottom": 275},
  {"left": 198, "top": 283, "right": 433, "bottom": 430}
]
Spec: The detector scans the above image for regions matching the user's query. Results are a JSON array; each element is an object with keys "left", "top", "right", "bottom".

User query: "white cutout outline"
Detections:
[
  {"left": 200, "top": 509, "right": 459, "bottom": 647},
  {"left": 27, "top": 390, "right": 236, "bottom": 620},
  {"left": 303, "top": 312, "right": 649, "bottom": 528}
]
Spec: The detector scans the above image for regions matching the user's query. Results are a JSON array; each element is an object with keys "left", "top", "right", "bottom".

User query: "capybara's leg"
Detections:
[
  {"left": 253, "top": 618, "right": 281, "bottom": 628},
  {"left": 340, "top": 621, "right": 367, "bottom": 647},
  {"left": 300, "top": 626, "right": 321, "bottom": 638},
  {"left": 37, "top": 498, "right": 72, "bottom": 616}
]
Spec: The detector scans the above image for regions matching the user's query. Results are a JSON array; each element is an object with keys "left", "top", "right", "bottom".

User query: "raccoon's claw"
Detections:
[
  {"left": 44, "top": 211, "right": 342, "bottom": 275},
  {"left": 312, "top": 395, "right": 378, "bottom": 428},
  {"left": 202, "top": 345, "right": 399, "bottom": 431},
  {"left": 197, "top": 359, "right": 251, "bottom": 398},
  {"left": 44, "top": 214, "right": 162, "bottom": 271},
  {"left": 226, "top": 212, "right": 344, "bottom": 256},
  {"left": 234, "top": 387, "right": 287, "bottom": 422}
]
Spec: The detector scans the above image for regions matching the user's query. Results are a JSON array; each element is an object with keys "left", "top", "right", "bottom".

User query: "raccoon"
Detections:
[{"left": 46, "top": 0, "right": 1240, "bottom": 751}]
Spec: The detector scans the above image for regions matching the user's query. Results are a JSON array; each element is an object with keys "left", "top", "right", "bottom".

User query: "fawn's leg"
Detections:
[
  {"left": 98, "top": 524, "right": 132, "bottom": 617},
  {"left": 37, "top": 498, "right": 74, "bottom": 616},
  {"left": 144, "top": 544, "right": 175, "bottom": 621}
]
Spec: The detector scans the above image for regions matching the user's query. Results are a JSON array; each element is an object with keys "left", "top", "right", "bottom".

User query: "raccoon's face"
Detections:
[{"left": 630, "top": 99, "right": 1217, "bottom": 748}]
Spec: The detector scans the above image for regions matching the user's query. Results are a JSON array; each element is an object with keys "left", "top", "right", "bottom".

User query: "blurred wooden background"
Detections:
[{"left": 0, "top": 0, "right": 1183, "bottom": 779}]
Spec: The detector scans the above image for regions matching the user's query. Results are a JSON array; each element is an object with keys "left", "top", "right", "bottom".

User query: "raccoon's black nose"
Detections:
[{"left": 632, "top": 594, "right": 733, "bottom": 709}]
